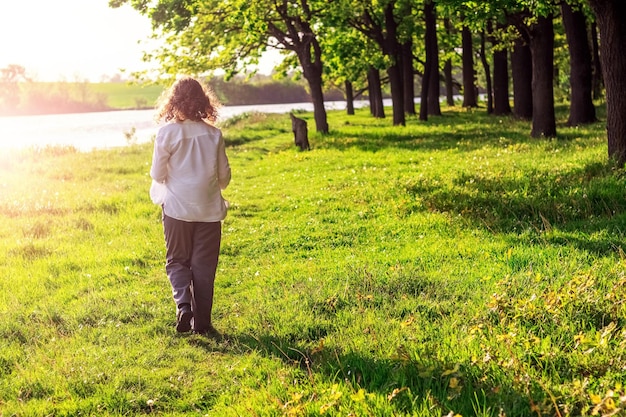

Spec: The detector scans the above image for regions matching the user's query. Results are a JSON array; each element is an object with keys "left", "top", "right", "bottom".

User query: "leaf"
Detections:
[
  {"left": 441, "top": 363, "right": 460, "bottom": 376},
  {"left": 590, "top": 393, "right": 602, "bottom": 405},
  {"left": 351, "top": 388, "right": 366, "bottom": 402},
  {"left": 604, "top": 397, "right": 616, "bottom": 410}
]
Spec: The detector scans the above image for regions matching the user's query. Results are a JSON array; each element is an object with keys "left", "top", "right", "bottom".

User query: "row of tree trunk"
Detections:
[
  {"left": 298, "top": 0, "right": 624, "bottom": 166},
  {"left": 355, "top": 1, "right": 626, "bottom": 165},
  {"left": 362, "top": 3, "right": 599, "bottom": 136}
]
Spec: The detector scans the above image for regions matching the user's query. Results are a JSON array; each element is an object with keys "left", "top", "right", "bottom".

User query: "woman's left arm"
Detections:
[{"left": 150, "top": 133, "right": 171, "bottom": 183}]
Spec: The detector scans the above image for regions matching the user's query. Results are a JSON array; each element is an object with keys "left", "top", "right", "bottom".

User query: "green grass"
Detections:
[
  {"left": 1, "top": 105, "right": 625, "bottom": 416},
  {"left": 89, "top": 82, "right": 164, "bottom": 109}
]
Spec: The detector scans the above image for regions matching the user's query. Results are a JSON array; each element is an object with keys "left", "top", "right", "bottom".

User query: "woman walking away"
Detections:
[{"left": 150, "top": 77, "right": 231, "bottom": 339}]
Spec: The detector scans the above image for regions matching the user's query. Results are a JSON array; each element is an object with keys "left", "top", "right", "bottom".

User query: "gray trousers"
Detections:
[{"left": 162, "top": 214, "right": 222, "bottom": 332}]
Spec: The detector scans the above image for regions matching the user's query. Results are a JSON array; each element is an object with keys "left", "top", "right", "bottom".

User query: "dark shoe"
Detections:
[
  {"left": 176, "top": 305, "right": 193, "bottom": 333},
  {"left": 194, "top": 325, "right": 222, "bottom": 341}
]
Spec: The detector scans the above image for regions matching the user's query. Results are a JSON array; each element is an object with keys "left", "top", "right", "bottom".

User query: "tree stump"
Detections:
[{"left": 290, "top": 113, "right": 310, "bottom": 151}]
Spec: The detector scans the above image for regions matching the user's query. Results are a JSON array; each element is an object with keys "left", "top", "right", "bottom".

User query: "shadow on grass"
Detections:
[
  {"left": 220, "top": 106, "right": 605, "bottom": 157},
  {"left": 188, "top": 330, "right": 534, "bottom": 416},
  {"left": 317, "top": 109, "right": 603, "bottom": 154},
  {"left": 401, "top": 159, "right": 626, "bottom": 257}
]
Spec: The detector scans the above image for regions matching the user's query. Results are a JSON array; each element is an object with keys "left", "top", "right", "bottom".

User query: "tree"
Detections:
[
  {"left": 344, "top": 80, "right": 355, "bottom": 115},
  {"left": 442, "top": 17, "right": 458, "bottom": 106},
  {"left": 509, "top": 8, "right": 557, "bottom": 137},
  {"left": 511, "top": 36, "right": 533, "bottom": 119},
  {"left": 492, "top": 22, "right": 512, "bottom": 115},
  {"left": 425, "top": 1, "right": 442, "bottom": 116},
  {"left": 399, "top": 1, "right": 417, "bottom": 116},
  {"left": 587, "top": 0, "right": 626, "bottom": 165},
  {"left": 478, "top": 27, "right": 494, "bottom": 113},
  {"left": 316, "top": 3, "right": 388, "bottom": 119},
  {"left": 268, "top": 1, "right": 329, "bottom": 133},
  {"left": 461, "top": 23, "right": 478, "bottom": 107},
  {"left": 110, "top": 0, "right": 330, "bottom": 133},
  {"left": 442, "top": 0, "right": 557, "bottom": 135},
  {"left": 401, "top": 40, "right": 416, "bottom": 115},
  {"left": 320, "top": 26, "right": 374, "bottom": 116},
  {"left": 350, "top": 0, "right": 413, "bottom": 126},
  {"left": 528, "top": 14, "right": 557, "bottom": 137},
  {"left": 419, "top": 0, "right": 438, "bottom": 120},
  {"left": 589, "top": 21, "right": 603, "bottom": 99},
  {"left": 561, "top": 1, "right": 596, "bottom": 126},
  {"left": 367, "top": 66, "right": 386, "bottom": 118},
  {"left": 0, "top": 64, "right": 28, "bottom": 112}
]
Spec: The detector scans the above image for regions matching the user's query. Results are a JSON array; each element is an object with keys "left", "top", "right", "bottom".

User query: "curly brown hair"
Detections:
[{"left": 156, "top": 77, "right": 220, "bottom": 123}]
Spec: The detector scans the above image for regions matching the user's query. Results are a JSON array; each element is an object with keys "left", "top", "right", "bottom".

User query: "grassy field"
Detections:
[
  {"left": 89, "top": 82, "right": 164, "bottom": 109},
  {"left": 0, "top": 105, "right": 625, "bottom": 416}
]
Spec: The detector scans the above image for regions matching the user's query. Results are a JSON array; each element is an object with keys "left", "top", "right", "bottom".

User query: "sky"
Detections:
[
  {"left": 0, "top": 0, "right": 281, "bottom": 82},
  {"left": 0, "top": 0, "right": 160, "bottom": 81}
]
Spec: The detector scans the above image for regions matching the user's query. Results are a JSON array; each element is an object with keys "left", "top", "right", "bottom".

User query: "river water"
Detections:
[{"left": 0, "top": 100, "right": 368, "bottom": 152}]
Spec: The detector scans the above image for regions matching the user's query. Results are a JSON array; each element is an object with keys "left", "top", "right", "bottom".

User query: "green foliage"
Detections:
[
  {"left": 1, "top": 105, "right": 625, "bottom": 416},
  {"left": 209, "top": 76, "right": 311, "bottom": 106}
]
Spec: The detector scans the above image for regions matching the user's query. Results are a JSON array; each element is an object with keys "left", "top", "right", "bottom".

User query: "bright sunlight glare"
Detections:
[
  {"left": 0, "top": 1, "right": 284, "bottom": 82},
  {"left": 0, "top": 0, "right": 155, "bottom": 82}
]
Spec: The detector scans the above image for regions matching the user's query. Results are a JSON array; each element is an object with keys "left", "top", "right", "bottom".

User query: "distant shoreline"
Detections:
[
  {"left": 1, "top": 78, "right": 346, "bottom": 118},
  {"left": 0, "top": 100, "right": 370, "bottom": 152}
]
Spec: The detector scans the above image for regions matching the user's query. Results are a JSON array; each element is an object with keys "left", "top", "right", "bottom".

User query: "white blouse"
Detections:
[{"left": 150, "top": 120, "right": 231, "bottom": 222}]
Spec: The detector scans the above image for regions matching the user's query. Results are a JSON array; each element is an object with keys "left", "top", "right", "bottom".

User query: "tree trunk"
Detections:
[
  {"left": 493, "top": 48, "right": 511, "bottom": 115},
  {"left": 425, "top": 0, "right": 441, "bottom": 116},
  {"left": 479, "top": 29, "right": 493, "bottom": 114},
  {"left": 297, "top": 32, "right": 328, "bottom": 133},
  {"left": 419, "top": 60, "right": 431, "bottom": 121},
  {"left": 589, "top": 0, "right": 626, "bottom": 166},
  {"left": 462, "top": 23, "right": 478, "bottom": 107},
  {"left": 305, "top": 73, "right": 329, "bottom": 134},
  {"left": 590, "top": 21, "right": 604, "bottom": 100},
  {"left": 387, "top": 64, "right": 405, "bottom": 126},
  {"left": 444, "top": 18, "right": 455, "bottom": 106},
  {"left": 401, "top": 41, "right": 416, "bottom": 115},
  {"left": 529, "top": 15, "right": 556, "bottom": 137},
  {"left": 427, "top": 64, "right": 442, "bottom": 116},
  {"left": 290, "top": 113, "right": 310, "bottom": 151},
  {"left": 345, "top": 80, "right": 355, "bottom": 115},
  {"left": 561, "top": 2, "right": 596, "bottom": 125},
  {"left": 511, "top": 38, "right": 533, "bottom": 119},
  {"left": 367, "top": 66, "right": 385, "bottom": 118},
  {"left": 384, "top": 3, "right": 405, "bottom": 126},
  {"left": 444, "top": 59, "right": 454, "bottom": 106},
  {"left": 427, "top": 69, "right": 442, "bottom": 116},
  {"left": 493, "top": 24, "right": 512, "bottom": 115}
]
